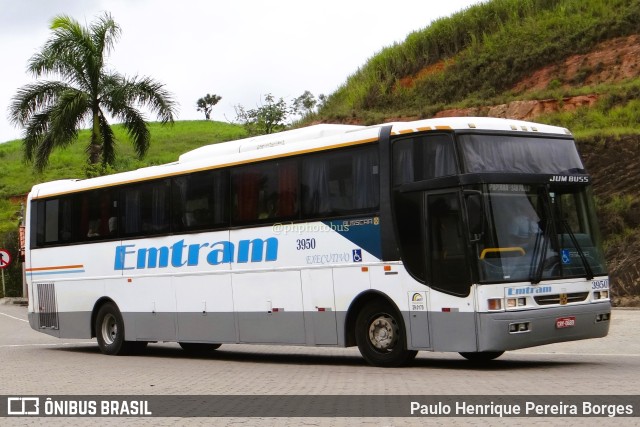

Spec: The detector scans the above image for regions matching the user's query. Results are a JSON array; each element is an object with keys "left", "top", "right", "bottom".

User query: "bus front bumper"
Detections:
[{"left": 476, "top": 301, "right": 611, "bottom": 352}]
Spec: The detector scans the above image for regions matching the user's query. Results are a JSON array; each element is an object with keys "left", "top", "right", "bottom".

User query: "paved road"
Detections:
[{"left": 0, "top": 302, "right": 638, "bottom": 426}]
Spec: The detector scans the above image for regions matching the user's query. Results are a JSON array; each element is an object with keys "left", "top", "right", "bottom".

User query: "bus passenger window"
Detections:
[
  {"left": 122, "top": 180, "right": 170, "bottom": 236},
  {"left": 393, "top": 134, "right": 458, "bottom": 186},
  {"left": 301, "top": 146, "right": 379, "bottom": 217},
  {"left": 172, "top": 170, "right": 228, "bottom": 231},
  {"left": 232, "top": 160, "right": 298, "bottom": 224}
]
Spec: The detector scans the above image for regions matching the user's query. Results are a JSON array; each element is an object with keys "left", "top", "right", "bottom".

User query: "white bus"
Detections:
[{"left": 25, "top": 117, "right": 610, "bottom": 367}]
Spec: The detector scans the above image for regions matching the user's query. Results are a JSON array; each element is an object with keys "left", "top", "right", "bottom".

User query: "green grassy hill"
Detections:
[
  {"left": 318, "top": 0, "right": 640, "bottom": 134},
  {"left": 311, "top": 0, "right": 640, "bottom": 304},
  {"left": 0, "top": 121, "right": 246, "bottom": 234}
]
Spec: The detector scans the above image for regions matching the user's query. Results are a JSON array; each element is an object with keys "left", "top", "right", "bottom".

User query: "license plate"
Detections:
[{"left": 556, "top": 316, "right": 576, "bottom": 329}]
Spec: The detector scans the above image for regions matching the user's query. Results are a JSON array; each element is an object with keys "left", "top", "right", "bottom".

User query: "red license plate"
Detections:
[{"left": 556, "top": 316, "right": 576, "bottom": 329}]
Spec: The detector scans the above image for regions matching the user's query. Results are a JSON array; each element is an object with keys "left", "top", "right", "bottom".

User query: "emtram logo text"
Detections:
[{"left": 114, "top": 238, "right": 278, "bottom": 270}]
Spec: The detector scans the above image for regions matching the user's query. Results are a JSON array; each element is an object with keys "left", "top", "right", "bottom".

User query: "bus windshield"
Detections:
[
  {"left": 475, "top": 183, "right": 607, "bottom": 283},
  {"left": 459, "top": 134, "right": 584, "bottom": 174}
]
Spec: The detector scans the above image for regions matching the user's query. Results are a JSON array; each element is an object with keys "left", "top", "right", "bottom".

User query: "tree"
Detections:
[
  {"left": 234, "top": 93, "right": 289, "bottom": 135},
  {"left": 291, "top": 90, "right": 326, "bottom": 121},
  {"left": 292, "top": 90, "right": 317, "bottom": 118},
  {"left": 196, "top": 93, "right": 222, "bottom": 120},
  {"left": 8, "top": 12, "right": 177, "bottom": 173}
]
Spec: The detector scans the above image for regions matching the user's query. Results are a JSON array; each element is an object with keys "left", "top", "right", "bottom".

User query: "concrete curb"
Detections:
[{"left": 0, "top": 297, "right": 28, "bottom": 306}]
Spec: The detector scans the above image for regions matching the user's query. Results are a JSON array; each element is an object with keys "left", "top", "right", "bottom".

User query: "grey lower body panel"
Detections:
[
  {"left": 28, "top": 302, "right": 611, "bottom": 353},
  {"left": 476, "top": 302, "right": 611, "bottom": 352},
  {"left": 416, "top": 303, "right": 611, "bottom": 353},
  {"left": 28, "top": 311, "right": 92, "bottom": 339},
  {"left": 29, "top": 310, "right": 342, "bottom": 346}
]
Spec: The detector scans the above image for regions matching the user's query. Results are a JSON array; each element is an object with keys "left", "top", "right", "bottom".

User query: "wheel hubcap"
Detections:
[
  {"left": 101, "top": 313, "right": 117, "bottom": 345},
  {"left": 368, "top": 315, "right": 398, "bottom": 351}
]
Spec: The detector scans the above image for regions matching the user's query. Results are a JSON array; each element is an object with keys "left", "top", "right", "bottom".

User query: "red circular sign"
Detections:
[{"left": 0, "top": 249, "right": 11, "bottom": 269}]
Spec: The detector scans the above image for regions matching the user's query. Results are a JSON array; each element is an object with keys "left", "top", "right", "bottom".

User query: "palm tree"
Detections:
[{"left": 9, "top": 12, "right": 177, "bottom": 172}]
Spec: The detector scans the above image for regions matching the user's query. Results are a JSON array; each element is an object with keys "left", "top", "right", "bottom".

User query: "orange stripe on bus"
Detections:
[{"left": 26, "top": 264, "right": 84, "bottom": 272}]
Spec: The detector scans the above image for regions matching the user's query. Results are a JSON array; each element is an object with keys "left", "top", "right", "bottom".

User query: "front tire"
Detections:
[
  {"left": 355, "top": 301, "right": 417, "bottom": 367},
  {"left": 95, "top": 302, "right": 146, "bottom": 355}
]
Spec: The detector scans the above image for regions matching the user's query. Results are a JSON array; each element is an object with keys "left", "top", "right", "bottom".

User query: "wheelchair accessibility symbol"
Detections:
[
  {"left": 352, "top": 249, "right": 362, "bottom": 262},
  {"left": 561, "top": 249, "right": 571, "bottom": 265}
]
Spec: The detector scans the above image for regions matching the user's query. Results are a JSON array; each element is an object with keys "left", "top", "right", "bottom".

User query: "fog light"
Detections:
[{"left": 509, "top": 322, "right": 530, "bottom": 333}]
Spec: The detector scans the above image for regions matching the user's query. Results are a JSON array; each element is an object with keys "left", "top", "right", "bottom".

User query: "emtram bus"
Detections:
[{"left": 26, "top": 117, "right": 610, "bottom": 366}]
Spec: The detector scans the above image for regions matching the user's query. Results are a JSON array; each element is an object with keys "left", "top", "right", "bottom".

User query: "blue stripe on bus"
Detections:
[
  {"left": 28, "top": 270, "right": 85, "bottom": 276},
  {"left": 323, "top": 218, "right": 382, "bottom": 260}
]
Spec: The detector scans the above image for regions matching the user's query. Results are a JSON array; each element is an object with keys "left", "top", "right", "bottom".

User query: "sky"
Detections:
[{"left": 0, "top": 0, "right": 483, "bottom": 143}]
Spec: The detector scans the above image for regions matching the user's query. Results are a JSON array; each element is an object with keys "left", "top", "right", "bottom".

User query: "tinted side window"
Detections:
[
  {"left": 121, "top": 180, "right": 171, "bottom": 236},
  {"left": 231, "top": 159, "right": 298, "bottom": 224},
  {"left": 172, "top": 170, "right": 229, "bottom": 231},
  {"left": 34, "top": 195, "right": 82, "bottom": 246},
  {"left": 78, "top": 189, "right": 118, "bottom": 240},
  {"left": 394, "top": 192, "right": 425, "bottom": 282},
  {"left": 301, "top": 146, "right": 379, "bottom": 217},
  {"left": 393, "top": 134, "right": 458, "bottom": 185}
]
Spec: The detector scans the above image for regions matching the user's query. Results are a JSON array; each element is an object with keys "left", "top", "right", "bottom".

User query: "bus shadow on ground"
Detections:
[{"left": 52, "top": 343, "right": 592, "bottom": 370}]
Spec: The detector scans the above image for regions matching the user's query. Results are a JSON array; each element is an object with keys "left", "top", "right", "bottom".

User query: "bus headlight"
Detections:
[
  {"left": 593, "top": 290, "right": 609, "bottom": 300},
  {"left": 507, "top": 297, "right": 527, "bottom": 308}
]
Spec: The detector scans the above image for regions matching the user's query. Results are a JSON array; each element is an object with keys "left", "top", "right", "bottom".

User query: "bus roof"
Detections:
[
  {"left": 388, "top": 116, "right": 570, "bottom": 136},
  {"left": 29, "top": 117, "right": 571, "bottom": 199},
  {"left": 178, "top": 124, "right": 364, "bottom": 162}
]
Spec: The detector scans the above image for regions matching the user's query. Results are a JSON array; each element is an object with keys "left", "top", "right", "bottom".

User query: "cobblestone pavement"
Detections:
[{"left": 0, "top": 303, "right": 638, "bottom": 426}]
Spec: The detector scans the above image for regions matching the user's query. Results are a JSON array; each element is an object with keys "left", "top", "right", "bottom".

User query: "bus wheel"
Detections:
[
  {"left": 179, "top": 342, "right": 221, "bottom": 354},
  {"left": 459, "top": 351, "right": 504, "bottom": 362},
  {"left": 95, "top": 302, "right": 145, "bottom": 355},
  {"left": 355, "top": 301, "right": 417, "bottom": 367}
]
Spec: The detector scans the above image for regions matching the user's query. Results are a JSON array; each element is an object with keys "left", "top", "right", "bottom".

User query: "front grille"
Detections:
[
  {"left": 534, "top": 292, "right": 589, "bottom": 306},
  {"left": 37, "top": 283, "right": 59, "bottom": 329}
]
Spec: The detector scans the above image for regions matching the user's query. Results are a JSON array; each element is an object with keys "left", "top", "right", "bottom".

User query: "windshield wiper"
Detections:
[
  {"left": 531, "top": 218, "right": 550, "bottom": 285},
  {"left": 561, "top": 219, "right": 594, "bottom": 280},
  {"left": 531, "top": 187, "right": 555, "bottom": 285}
]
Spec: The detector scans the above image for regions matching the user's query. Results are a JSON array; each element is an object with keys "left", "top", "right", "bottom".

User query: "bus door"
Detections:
[
  {"left": 425, "top": 192, "right": 472, "bottom": 292},
  {"left": 423, "top": 191, "right": 477, "bottom": 352}
]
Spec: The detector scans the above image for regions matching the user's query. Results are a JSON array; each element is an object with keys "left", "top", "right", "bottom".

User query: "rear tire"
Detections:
[
  {"left": 95, "top": 302, "right": 145, "bottom": 355},
  {"left": 459, "top": 351, "right": 504, "bottom": 362},
  {"left": 355, "top": 301, "right": 417, "bottom": 367},
  {"left": 179, "top": 342, "right": 222, "bottom": 354}
]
